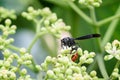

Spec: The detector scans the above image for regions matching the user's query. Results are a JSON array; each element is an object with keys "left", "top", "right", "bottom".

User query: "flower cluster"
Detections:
[
  {"left": 0, "top": 48, "right": 40, "bottom": 80},
  {"left": 0, "top": 18, "right": 41, "bottom": 79},
  {"left": 22, "top": 7, "right": 70, "bottom": 38},
  {"left": 0, "top": 19, "right": 16, "bottom": 50},
  {"left": 110, "top": 68, "right": 120, "bottom": 80},
  {"left": 104, "top": 40, "right": 120, "bottom": 61},
  {"left": 0, "top": 7, "right": 16, "bottom": 22},
  {"left": 40, "top": 48, "right": 98, "bottom": 80},
  {"left": 79, "top": 0, "right": 102, "bottom": 7}
]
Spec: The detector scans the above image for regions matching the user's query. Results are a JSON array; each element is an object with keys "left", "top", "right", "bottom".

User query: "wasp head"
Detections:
[{"left": 61, "top": 37, "right": 76, "bottom": 48}]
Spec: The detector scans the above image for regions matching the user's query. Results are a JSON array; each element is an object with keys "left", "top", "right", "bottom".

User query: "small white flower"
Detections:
[{"left": 105, "top": 40, "right": 120, "bottom": 60}]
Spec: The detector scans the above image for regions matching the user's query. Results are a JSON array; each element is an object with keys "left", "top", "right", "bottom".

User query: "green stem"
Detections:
[
  {"left": 67, "top": 1, "right": 92, "bottom": 24},
  {"left": 7, "top": 45, "right": 20, "bottom": 52},
  {"left": 97, "top": 14, "right": 120, "bottom": 26},
  {"left": 89, "top": 6, "right": 97, "bottom": 25},
  {"left": 114, "top": 61, "right": 120, "bottom": 68},
  {"left": 27, "top": 34, "right": 39, "bottom": 53},
  {"left": 89, "top": 6, "right": 109, "bottom": 79},
  {"left": 101, "top": 5, "right": 120, "bottom": 49},
  {"left": 96, "top": 54, "right": 109, "bottom": 80},
  {"left": 28, "top": 59, "right": 39, "bottom": 73},
  {"left": 27, "top": 18, "right": 44, "bottom": 53},
  {"left": 87, "top": 57, "right": 97, "bottom": 73}
]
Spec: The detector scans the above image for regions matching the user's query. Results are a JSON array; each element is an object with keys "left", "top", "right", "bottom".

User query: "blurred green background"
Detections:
[{"left": 0, "top": 0, "right": 120, "bottom": 78}]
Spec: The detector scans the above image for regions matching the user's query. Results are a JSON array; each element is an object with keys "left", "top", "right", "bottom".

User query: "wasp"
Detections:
[{"left": 61, "top": 34, "right": 100, "bottom": 62}]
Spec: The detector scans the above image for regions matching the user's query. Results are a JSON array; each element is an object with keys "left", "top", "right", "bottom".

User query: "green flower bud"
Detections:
[
  {"left": 3, "top": 31, "right": 9, "bottom": 36},
  {"left": 0, "top": 25, "right": 4, "bottom": 29},
  {"left": 60, "top": 48, "right": 71, "bottom": 54},
  {"left": 18, "top": 58, "right": 23, "bottom": 64},
  {"left": 25, "top": 75, "right": 31, "bottom": 78},
  {"left": 20, "top": 68, "right": 27, "bottom": 75},
  {"left": 79, "top": 0, "right": 85, "bottom": 4},
  {"left": 66, "top": 75, "right": 73, "bottom": 80},
  {"left": 11, "top": 67, "right": 18, "bottom": 72},
  {"left": 41, "top": 27, "right": 46, "bottom": 32},
  {"left": 93, "top": 76, "right": 98, "bottom": 80},
  {"left": 79, "top": 56, "right": 86, "bottom": 64},
  {"left": 55, "top": 62, "right": 61, "bottom": 67},
  {"left": 32, "top": 10, "right": 39, "bottom": 16},
  {"left": 53, "top": 68, "right": 61, "bottom": 74},
  {"left": 24, "top": 61, "right": 32, "bottom": 65},
  {"left": 115, "top": 55, "right": 120, "bottom": 60},
  {"left": 57, "top": 73, "right": 64, "bottom": 79},
  {"left": 0, "top": 45, "right": 4, "bottom": 49},
  {"left": 93, "top": 2, "right": 100, "bottom": 7},
  {"left": 50, "top": 28, "right": 56, "bottom": 34},
  {"left": 70, "top": 66, "right": 80, "bottom": 73},
  {"left": 79, "top": 0, "right": 102, "bottom": 7},
  {"left": 3, "top": 74, "right": 8, "bottom": 79},
  {"left": 73, "top": 73, "right": 83, "bottom": 80},
  {"left": 5, "top": 19, "right": 11, "bottom": 26},
  {"left": 9, "top": 72, "right": 16, "bottom": 79},
  {"left": 3, "top": 49, "right": 10, "bottom": 57},
  {"left": 51, "top": 57, "right": 57, "bottom": 63},
  {"left": 44, "top": 20, "right": 50, "bottom": 27},
  {"left": 41, "top": 7, "right": 51, "bottom": 16},
  {"left": 90, "top": 71, "right": 97, "bottom": 77},
  {"left": 119, "top": 77, "right": 120, "bottom": 80},
  {"left": 5, "top": 39, "right": 13, "bottom": 44},
  {"left": 112, "top": 72, "right": 118, "bottom": 78},
  {"left": 22, "top": 12, "right": 28, "bottom": 17},
  {"left": 24, "top": 53, "right": 32, "bottom": 60},
  {"left": 41, "top": 62, "right": 47, "bottom": 70},
  {"left": 104, "top": 55, "right": 113, "bottom": 60},
  {"left": 47, "top": 70, "right": 55, "bottom": 78},
  {"left": 28, "top": 7, "right": 34, "bottom": 12},
  {"left": 0, "top": 60, "right": 3, "bottom": 66},
  {"left": 45, "top": 56, "right": 52, "bottom": 63},
  {"left": 11, "top": 25, "right": 17, "bottom": 30},
  {"left": 58, "top": 56, "right": 69, "bottom": 64},
  {"left": 21, "top": 56, "right": 26, "bottom": 61},
  {"left": 84, "top": 50, "right": 89, "bottom": 55},
  {"left": 0, "top": 73, "right": 2, "bottom": 78},
  {"left": 84, "top": 75, "right": 91, "bottom": 80},
  {"left": 4, "top": 61, "right": 11, "bottom": 68},
  {"left": 8, "top": 38, "right": 14, "bottom": 43},
  {"left": 77, "top": 48, "right": 83, "bottom": 56},
  {"left": 85, "top": 58, "right": 94, "bottom": 64},
  {"left": 35, "top": 65, "right": 42, "bottom": 71},
  {"left": 89, "top": 52, "right": 95, "bottom": 58},
  {"left": 113, "top": 68, "right": 119, "bottom": 72},
  {"left": 13, "top": 53, "right": 19, "bottom": 59},
  {"left": 7, "top": 57, "right": 13, "bottom": 63},
  {"left": 112, "top": 40, "right": 120, "bottom": 47},
  {"left": 9, "top": 30, "right": 16, "bottom": 34},
  {"left": 27, "top": 15, "right": 33, "bottom": 20},
  {"left": 81, "top": 66, "right": 86, "bottom": 72},
  {"left": 49, "top": 13, "right": 57, "bottom": 22},
  {"left": 105, "top": 43, "right": 112, "bottom": 51},
  {"left": 20, "top": 48, "right": 26, "bottom": 54},
  {"left": 65, "top": 68, "right": 73, "bottom": 75},
  {"left": 64, "top": 26, "right": 71, "bottom": 31}
]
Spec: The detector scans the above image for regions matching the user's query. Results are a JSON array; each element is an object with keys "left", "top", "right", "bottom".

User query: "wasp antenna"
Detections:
[
  {"left": 92, "top": 34, "right": 101, "bottom": 37},
  {"left": 74, "top": 34, "right": 100, "bottom": 40}
]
